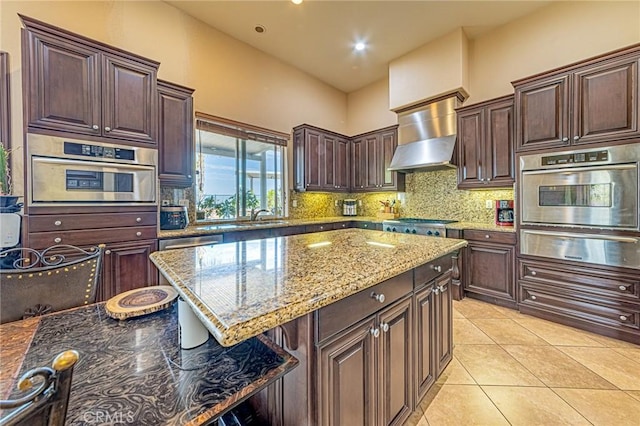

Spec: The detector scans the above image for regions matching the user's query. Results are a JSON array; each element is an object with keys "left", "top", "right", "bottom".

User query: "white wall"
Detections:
[{"left": 346, "top": 78, "right": 396, "bottom": 136}]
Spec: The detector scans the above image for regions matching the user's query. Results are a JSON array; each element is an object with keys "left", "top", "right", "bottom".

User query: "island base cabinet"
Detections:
[
  {"left": 99, "top": 239, "right": 158, "bottom": 301},
  {"left": 318, "top": 296, "right": 413, "bottom": 426},
  {"left": 414, "top": 285, "right": 435, "bottom": 402},
  {"left": 434, "top": 272, "right": 453, "bottom": 376}
]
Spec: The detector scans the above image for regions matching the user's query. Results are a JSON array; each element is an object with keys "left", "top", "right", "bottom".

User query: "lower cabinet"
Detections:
[
  {"left": 433, "top": 272, "right": 453, "bottom": 376},
  {"left": 100, "top": 239, "right": 159, "bottom": 301},
  {"left": 317, "top": 296, "right": 413, "bottom": 426},
  {"left": 463, "top": 230, "right": 517, "bottom": 307}
]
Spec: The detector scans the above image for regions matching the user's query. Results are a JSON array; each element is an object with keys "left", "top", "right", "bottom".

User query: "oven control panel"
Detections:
[
  {"left": 64, "top": 142, "right": 135, "bottom": 161},
  {"left": 541, "top": 149, "right": 608, "bottom": 166}
]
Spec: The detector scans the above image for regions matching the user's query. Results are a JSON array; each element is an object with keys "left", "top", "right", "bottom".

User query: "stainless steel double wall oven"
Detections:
[{"left": 519, "top": 143, "right": 640, "bottom": 270}]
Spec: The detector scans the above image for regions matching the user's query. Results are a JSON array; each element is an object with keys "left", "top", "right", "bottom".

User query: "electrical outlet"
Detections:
[
  {"left": 334, "top": 200, "right": 339, "bottom": 207},
  {"left": 358, "top": 200, "right": 362, "bottom": 207},
  {"left": 162, "top": 199, "right": 170, "bottom": 206},
  {"left": 292, "top": 199, "right": 298, "bottom": 207},
  {"left": 178, "top": 199, "right": 189, "bottom": 207},
  {"left": 485, "top": 200, "right": 493, "bottom": 209}
]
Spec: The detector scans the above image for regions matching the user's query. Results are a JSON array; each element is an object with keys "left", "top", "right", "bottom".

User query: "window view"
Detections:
[{"left": 195, "top": 115, "right": 287, "bottom": 221}]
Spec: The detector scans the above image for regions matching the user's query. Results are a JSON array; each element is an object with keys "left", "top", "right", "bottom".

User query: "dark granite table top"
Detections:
[{"left": 0, "top": 303, "right": 298, "bottom": 425}]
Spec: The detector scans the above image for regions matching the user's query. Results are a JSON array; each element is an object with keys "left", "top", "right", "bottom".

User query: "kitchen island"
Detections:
[{"left": 151, "top": 228, "right": 467, "bottom": 425}]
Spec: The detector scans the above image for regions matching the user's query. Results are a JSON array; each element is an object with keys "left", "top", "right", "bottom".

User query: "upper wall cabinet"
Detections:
[
  {"left": 21, "top": 15, "right": 159, "bottom": 145},
  {"left": 293, "top": 124, "right": 350, "bottom": 192},
  {"left": 457, "top": 95, "right": 514, "bottom": 189},
  {"left": 351, "top": 126, "right": 404, "bottom": 192},
  {"left": 158, "top": 80, "right": 194, "bottom": 187},
  {"left": 514, "top": 45, "right": 640, "bottom": 152}
]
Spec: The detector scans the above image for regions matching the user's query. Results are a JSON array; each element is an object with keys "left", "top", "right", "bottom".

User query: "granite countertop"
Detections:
[
  {"left": 158, "top": 216, "right": 380, "bottom": 239},
  {"left": 446, "top": 221, "right": 516, "bottom": 233},
  {"left": 150, "top": 229, "right": 467, "bottom": 347},
  {"left": 0, "top": 304, "right": 298, "bottom": 425}
]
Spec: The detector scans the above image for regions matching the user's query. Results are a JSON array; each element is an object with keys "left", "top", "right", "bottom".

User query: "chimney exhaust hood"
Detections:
[{"left": 388, "top": 93, "right": 465, "bottom": 173}]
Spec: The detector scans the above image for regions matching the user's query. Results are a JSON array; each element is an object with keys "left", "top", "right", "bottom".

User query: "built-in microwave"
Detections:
[
  {"left": 27, "top": 134, "right": 157, "bottom": 206},
  {"left": 519, "top": 144, "right": 639, "bottom": 231}
]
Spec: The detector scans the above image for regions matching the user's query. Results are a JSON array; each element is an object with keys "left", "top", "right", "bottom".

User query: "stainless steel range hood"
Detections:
[{"left": 388, "top": 94, "right": 462, "bottom": 173}]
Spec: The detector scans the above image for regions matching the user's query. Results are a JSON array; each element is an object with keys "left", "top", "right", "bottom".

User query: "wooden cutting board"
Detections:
[{"left": 105, "top": 286, "right": 178, "bottom": 320}]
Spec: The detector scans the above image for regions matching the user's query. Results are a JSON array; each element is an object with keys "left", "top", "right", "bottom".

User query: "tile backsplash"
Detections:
[{"left": 164, "top": 168, "right": 514, "bottom": 224}]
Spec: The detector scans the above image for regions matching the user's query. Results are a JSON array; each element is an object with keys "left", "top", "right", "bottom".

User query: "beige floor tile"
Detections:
[
  {"left": 502, "top": 345, "right": 616, "bottom": 389},
  {"left": 554, "top": 388, "right": 640, "bottom": 426},
  {"left": 452, "top": 307, "right": 464, "bottom": 319},
  {"left": 453, "top": 319, "right": 495, "bottom": 345},
  {"left": 627, "top": 390, "right": 640, "bottom": 402},
  {"left": 452, "top": 299, "right": 508, "bottom": 319},
  {"left": 470, "top": 319, "right": 549, "bottom": 345},
  {"left": 436, "top": 357, "right": 476, "bottom": 385},
  {"left": 422, "top": 384, "right": 509, "bottom": 426},
  {"left": 455, "top": 344, "right": 544, "bottom": 386},
  {"left": 490, "top": 304, "right": 523, "bottom": 319},
  {"left": 513, "top": 317, "right": 604, "bottom": 346},
  {"left": 403, "top": 404, "right": 427, "bottom": 426},
  {"left": 582, "top": 332, "right": 640, "bottom": 348},
  {"left": 612, "top": 347, "right": 640, "bottom": 363},
  {"left": 482, "top": 386, "right": 590, "bottom": 425},
  {"left": 559, "top": 347, "right": 640, "bottom": 390}
]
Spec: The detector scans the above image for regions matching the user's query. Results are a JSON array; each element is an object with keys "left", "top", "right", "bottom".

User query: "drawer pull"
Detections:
[
  {"left": 104, "top": 126, "right": 111, "bottom": 132},
  {"left": 439, "top": 285, "right": 447, "bottom": 292},
  {"left": 380, "top": 322, "right": 390, "bottom": 333},
  {"left": 54, "top": 220, "right": 62, "bottom": 226},
  {"left": 531, "top": 271, "right": 537, "bottom": 276},
  {"left": 530, "top": 295, "right": 537, "bottom": 300},
  {"left": 619, "top": 285, "right": 627, "bottom": 291},
  {"left": 54, "top": 237, "right": 62, "bottom": 244},
  {"left": 370, "top": 327, "right": 380, "bottom": 338},
  {"left": 485, "top": 234, "right": 490, "bottom": 239},
  {"left": 620, "top": 315, "right": 628, "bottom": 321},
  {"left": 136, "top": 217, "right": 142, "bottom": 223},
  {"left": 433, "top": 287, "right": 440, "bottom": 295},
  {"left": 105, "top": 250, "right": 111, "bottom": 255},
  {"left": 432, "top": 265, "right": 442, "bottom": 273},
  {"left": 371, "top": 292, "right": 385, "bottom": 303},
  {"left": 136, "top": 232, "right": 142, "bottom": 237}
]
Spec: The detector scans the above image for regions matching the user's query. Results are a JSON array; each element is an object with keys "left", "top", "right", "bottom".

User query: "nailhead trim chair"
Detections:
[{"left": 0, "top": 245, "right": 105, "bottom": 324}]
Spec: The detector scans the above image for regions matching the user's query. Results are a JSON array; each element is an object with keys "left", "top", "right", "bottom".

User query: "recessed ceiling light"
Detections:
[
  {"left": 254, "top": 25, "right": 266, "bottom": 34},
  {"left": 354, "top": 42, "right": 366, "bottom": 52},
  {"left": 291, "top": 0, "right": 303, "bottom": 4}
]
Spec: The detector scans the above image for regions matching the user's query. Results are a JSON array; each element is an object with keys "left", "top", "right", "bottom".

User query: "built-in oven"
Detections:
[
  {"left": 519, "top": 143, "right": 640, "bottom": 270},
  {"left": 27, "top": 134, "right": 157, "bottom": 206}
]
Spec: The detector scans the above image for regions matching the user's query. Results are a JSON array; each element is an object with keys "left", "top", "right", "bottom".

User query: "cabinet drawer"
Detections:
[
  {"left": 519, "top": 282, "right": 640, "bottom": 332},
  {"left": 414, "top": 255, "right": 452, "bottom": 288},
  {"left": 28, "top": 212, "right": 157, "bottom": 232},
  {"left": 316, "top": 270, "right": 413, "bottom": 343},
  {"left": 519, "top": 259, "right": 639, "bottom": 302},
  {"left": 29, "top": 226, "right": 157, "bottom": 248},
  {"left": 463, "top": 229, "right": 516, "bottom": 245}
]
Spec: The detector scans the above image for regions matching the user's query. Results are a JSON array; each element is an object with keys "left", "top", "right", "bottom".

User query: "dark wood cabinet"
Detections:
[
  {"left": 457, "top": 95, "right": 514, "bottom": 189},
  {"left": 100, "top": 239, "right": 158, "bottom": 301},
  {"left": 21, "top": 15, "right": 158, "bottom": 145},
  {"left": 433, "top": 272, "right": 453, "bottom": 376},
  {"left": 318, "top": 296, "right": 413, "bottom": 426},
  {"left": 514, "top": 46, "right": 640, "bottom": 152},
  {"left": 414, "top": 285, "right": 435, "bottom": 402},
  {"left": 294, "top": 124, "right": 403, "bottom": 193},
  {"left": 463, "top": 230, "right": 517, "bottom": 308},
  {"left": 158, "top": 80, "right": 195, "bottom": 187},
  {"left": 351, "top": 126, "right": 404, "bottom": 192},
  {"left": 517, "top": 258, "right": 640, "bottom": 345}
]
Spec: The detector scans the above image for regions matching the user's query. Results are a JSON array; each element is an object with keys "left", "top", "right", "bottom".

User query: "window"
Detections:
[{"left": 195, "top": 114, "right": 287, "bottom": 221}]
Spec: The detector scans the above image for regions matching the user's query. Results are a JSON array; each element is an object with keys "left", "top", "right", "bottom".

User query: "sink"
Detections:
[{"left": 247, "top": 220, "right": 289, "bottom": 227}]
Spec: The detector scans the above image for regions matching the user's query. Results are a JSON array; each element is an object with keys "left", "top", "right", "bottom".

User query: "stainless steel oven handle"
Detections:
[
  {"left": 32, "top": 156, "right": 156, "bottom": 172},
  {"left": 521, "top": 163, "right": 636, "bottom": 175},
  {"left": 522, "top": 230, "right": 638, "bottom": 244}
]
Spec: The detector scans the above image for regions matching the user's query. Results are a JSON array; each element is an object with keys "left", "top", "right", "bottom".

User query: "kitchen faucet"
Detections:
[{"left": 250, "top": 208, "right": 270, "bottom": 221}]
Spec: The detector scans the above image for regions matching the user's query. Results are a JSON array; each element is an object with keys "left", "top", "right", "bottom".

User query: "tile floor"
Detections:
[{"left": 404, "top": 298, "right": 640, "bottom": 426}]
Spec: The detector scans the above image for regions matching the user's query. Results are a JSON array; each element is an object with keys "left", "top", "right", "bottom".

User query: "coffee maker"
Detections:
[
  {"left": 495, "top": 200, "right": 514, "bottom": 226},
  {"left": 343, "top": 199, "right": 357, "bottom": 216}
]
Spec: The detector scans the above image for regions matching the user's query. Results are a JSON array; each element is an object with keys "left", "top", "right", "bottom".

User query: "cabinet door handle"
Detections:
[
  {"left": 187, "top": 175, "right": 192, "bottom": 179},
  {"left": 380, "top": 322, "right": 390, "bottom": 333},
  {"left": 573, "top": 135, "right": 580, "bottom": 141},
  {"left": 531, "top": 271, "right": 537, "bottom": 276},
  {"left": 54, "top": 237, "right": 62, "bottom": 243},
  {"left": 432, "top": 265, "right": 442, "bottom": 273},
  {"left": 562, "top": 137, "right": 569, "bottom": 142},
  {"left": 371, "top": 292, "right": 385, "bottom": 303},
  {"left": 486, "top": 178, "right": 491, "bottom": 182},
  {"left": 92, "top": 124, "right": 99, "bottom": 130},
  {"left": 619, "top": 285, "right": 627, "bottom": 291},
  {"left": 530, "top": 295, "right": 537, "bottom": 300},
  {"left": 136, "top": 217, "right": 142, "bottom": 223},
  {"left": 620, "top": 315, "right": 628, "bottom": 321},
  {"left": 54, "top": 220, "right": 62, "bottom": 226},
  {"left": 104, "top": 126, "right": 112, "bottom": 132},
  {"left": 136, "top": 232, "right": 142, "bottom": 237},
  {"left": 370, "top": 327, "right": 380, "bottom": 338},
  {"left": 105, "top": 250, "right": 111, "bottom": 255},
  {"left": 485, "top": 234, "right": 490, "bottom": 239},
  {"left": 433, "top": 287, "right": 440, "bottom": 295}
]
